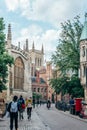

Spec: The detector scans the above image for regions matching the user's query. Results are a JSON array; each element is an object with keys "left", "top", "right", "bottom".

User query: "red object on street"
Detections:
[
  {"left": 79, "top": 101, "right": 87, "bottom": 119},
  {"left": 75, "top": 98, "right": 82, "bottom": 113}
]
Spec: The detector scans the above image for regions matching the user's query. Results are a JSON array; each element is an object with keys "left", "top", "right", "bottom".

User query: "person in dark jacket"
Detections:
[
  {"left": 69, "top": 96, "right": 75, "bottom": 114},
  {"left": 18, "top": 95, "right": 25, "bottom": 120},
  {"left": 7, "top": 95, "right": 19, "bottom": 130}
]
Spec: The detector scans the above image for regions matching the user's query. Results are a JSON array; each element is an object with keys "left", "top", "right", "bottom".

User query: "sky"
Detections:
[{"left": 0, "top": 0, "right": 87, "bottom": 61}]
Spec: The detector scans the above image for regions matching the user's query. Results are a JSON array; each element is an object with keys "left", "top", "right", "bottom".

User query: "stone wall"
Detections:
[{"left": 0, "top": 91, "right": 6, "bottom": 117}]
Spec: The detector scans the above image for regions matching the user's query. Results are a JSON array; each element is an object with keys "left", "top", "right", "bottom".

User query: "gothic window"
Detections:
[
  {"left": 82, "top": 46, "right": 85, "bottom": 57},
  {"left": 33, "top": 88, "right": 36, "bottom": 92},
  {"left": 41, "top": 88, "right": 43, "bottom": 92},
  {"left": 38, "top": 88, "right": 40, "bottom": 92},
  {"left": 14, "top": 57, "right": 24, "bottom": 90}
]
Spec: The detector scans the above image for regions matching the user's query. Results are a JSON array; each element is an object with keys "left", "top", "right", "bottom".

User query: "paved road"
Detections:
[
  {"left": 0, "top": 104, "right": 87, "bottom": 130},
  {"left": 36, "top": 104, "right": 87, "bottom": 130}
]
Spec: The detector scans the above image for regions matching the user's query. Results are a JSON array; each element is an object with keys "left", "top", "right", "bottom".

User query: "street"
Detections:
[
  {"left": 0, "top": 104, "right": 87, "bottom": 130},
  {"left": 35, "top": 104, "right": 87, "bottom": 130}
]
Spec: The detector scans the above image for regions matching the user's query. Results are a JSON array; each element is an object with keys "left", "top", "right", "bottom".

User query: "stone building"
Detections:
[
  {"left": 29, "top": 42, "right": 44, "bottom": 77},
  {"left": 5, "top": 24, "right": 32, "bottom": 100},
  {"left": 39, "top": 62, "right": 56, "bottom": 102},
  {"left": 80, "top": 13, "right": 87, "bottom": 102},
  {"left": 32, "top": 70, "right": 48, "bottom": 101},
  {"left": 5, "top": 24, "right": 45, "bottom": 101}
]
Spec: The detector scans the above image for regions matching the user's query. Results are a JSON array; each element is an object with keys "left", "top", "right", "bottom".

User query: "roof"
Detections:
[
  {"left": 80, "top": 13, "right": 87, "bottom": 41},
  {"left": 31, "top": 77, "right": 46, "bottom": 84}
]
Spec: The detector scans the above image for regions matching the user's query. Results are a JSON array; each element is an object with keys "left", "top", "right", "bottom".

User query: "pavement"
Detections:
[
  {"left": 0, "top": 108, "right": 50, "bottom": 130},
  {"left": 0, "top": 105, "right": 87, "bottom": 130},
  {"left": 57, "top": 109, "right": 87, "bottom": 123}
]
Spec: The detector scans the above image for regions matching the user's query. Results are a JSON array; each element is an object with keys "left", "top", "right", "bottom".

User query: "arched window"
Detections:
[{"left": 14, "top": 57, "right": 24, "bottom": 90}]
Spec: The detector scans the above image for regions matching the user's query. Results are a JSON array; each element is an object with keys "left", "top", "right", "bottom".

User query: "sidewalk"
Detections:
[
  {"left": 0, "top": 106, "right": 87, "bottom": 130},
  {"left": 0, "top": 109, "right": 50, "bottom": 130},
  {"left": 57, "top": 109, "right": 87, "bottom": 123}
]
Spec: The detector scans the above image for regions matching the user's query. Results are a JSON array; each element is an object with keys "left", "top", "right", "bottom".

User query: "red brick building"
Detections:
[{"left": 31, "top": 71, "right": 48, "bottom": 100}]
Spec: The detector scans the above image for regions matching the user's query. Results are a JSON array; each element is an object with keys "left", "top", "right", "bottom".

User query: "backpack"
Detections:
[
  {"left": 21, "top": 103, "right": 26, "bottom": 109},
  {"left": 18, "top": 99, "right": 25, "bottom": 111},
  {"left": 10, "top": 101, "right": 18, "bottom": 113}
]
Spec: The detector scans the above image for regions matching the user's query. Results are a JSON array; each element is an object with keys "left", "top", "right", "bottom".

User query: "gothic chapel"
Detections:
[
  {"left": 5, "top": 24, "right": 31, "bottom": 100},
  {"left": 5, "top": 24, "right": 44, "bottom": 100}
]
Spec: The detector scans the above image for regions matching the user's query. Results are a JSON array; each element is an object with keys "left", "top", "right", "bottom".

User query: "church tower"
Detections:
[
  {"left": 25, "top": 39, "right": 29, "bottom": 52},
  {"left": 29, "top": 42, "right": 44, "bottom": 76},
  {"left": 80, "top": 13, "right": 87, "bottom": 102},
  {"left": 41, "top": 44, "right": 44, "bottom": 54},
  {"left": 7, "top": 24, "right": 12, "bottom": 49},
  {"left": 32, "top": 41, "right": 35, "bottom": 52}
]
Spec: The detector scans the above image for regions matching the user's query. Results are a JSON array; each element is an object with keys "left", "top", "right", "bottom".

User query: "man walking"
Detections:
[{"left": 7, "top": 95, "right": 19, "bottom": 130}]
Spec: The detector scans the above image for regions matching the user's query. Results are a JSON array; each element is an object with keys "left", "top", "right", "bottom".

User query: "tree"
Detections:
[
  {"left": 50, "top": 75, "right": 84, "bottom": 98},
  {"left": 68, "top": 75, "right": 84, "bottom": 97},
  {"left": 50, "top": 75, "right": 69, "bottom": 95},
  {"left": 0, "top": 18, "right": 14, "bottom": 92},
  {"left": 51, "top": 16, "right": 84, "bottom": 97},
  {"left": 33, "top": 92, "right": 42, "bottom": 101},
  {"left": 52, "top": 16, "right": 83, "bottom": 75}
]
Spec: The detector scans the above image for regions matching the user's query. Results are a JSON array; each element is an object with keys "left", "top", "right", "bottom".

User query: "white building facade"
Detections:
[{"left": 80, "top": 14, "right": 87, "bottom": 102}]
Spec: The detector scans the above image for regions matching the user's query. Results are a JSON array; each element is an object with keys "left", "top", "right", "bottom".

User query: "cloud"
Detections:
[
  {"left": 5, "top": 0, "right": 86, "bottom": 27},
  {"left": 5, "top": 0, "right": 19, "bottom": 11},
  {"left": 5, "top": 0, "right": 87, "bottom": 61},
  {"left": 12, "top": 24, "right": 58, "bottom": 60}
]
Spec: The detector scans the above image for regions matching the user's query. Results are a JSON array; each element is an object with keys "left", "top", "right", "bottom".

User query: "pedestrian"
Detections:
[
  {"left": 33, "top": 98, "right": 35, "bottom": 108},
  {"left": 47, "top": 98, "right": 51, "bottom": 109},
  {"left": 18, "top": 95, "right": 25, "bottom": 120},
  {"left": 26, "top": 97, "right": 32, "bottom": 120},
  {"left": 69, "top": 96, "right": 75, "bottom": 114},
  {"left": 7, "top": 95, "right": 19, "bottom": 130},
  {"left": 40, "top": 100, "right": 42, "bottom": 106},
  {"left": 69, "top": 96, "right": 74, "bottom": 106}
]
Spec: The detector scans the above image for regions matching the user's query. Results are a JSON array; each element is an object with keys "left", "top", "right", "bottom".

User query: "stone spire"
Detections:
[
  {"left": 23, "top": 44, "right": 25, "bottom": 50},
  {"left": 80, "top": 13, "right": 87, "bottom": 41},
  {"left": 7, "top": 24, "right": 12, "bottom": 48},
  {"left": 32, "top": 41, "right": 35, "bottom": 51},
  {"left": 26, "top": 39, "right": 29, "bottom": 52},
  {"left": 18, "top": 42, "right": 20, "bottom": 49},
  {"left": 41, "top": 44, "right": 44, "bottom": 54}
]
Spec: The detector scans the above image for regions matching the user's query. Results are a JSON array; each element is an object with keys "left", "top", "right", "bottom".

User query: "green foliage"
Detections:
[
  {"left": 50, "top": 75, "right": 84, "bottom": 98},
  {"left": 52, "top": 16, "right": 83, "bottom": 75},
  {"left": 68, "top": 75, "right": 84, "bottom": 97},
  {"left": 0, "top": 18, "right": 14, "bottom": 92},
  {"left": 33, "top": 92, "right": 42, "bottom": 100},
  {"left": 50, "top": 75, "right": 69, "bottom": 95},
  {"left": 51, "top": 16, "right": 84, "bottom": 98}
]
